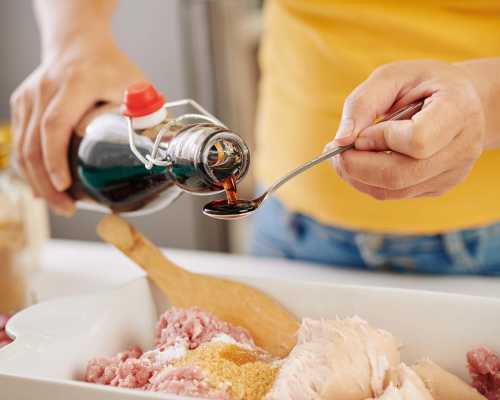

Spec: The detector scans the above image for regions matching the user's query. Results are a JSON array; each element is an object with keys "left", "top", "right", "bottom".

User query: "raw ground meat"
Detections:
[
  {"left": 155, "top": 307, "right": 254, "bottom": 350},
  {"left": 114, "top": 357, "right": 154, "bottom": 388},
  {"left": 85, "top": 346, "right": 144, "bottom": 385},
  {"left": 0, "top": 313, "right": 12, "bottom": 348},
  {"left": 468, "top": 347, "right": 500, "bottom": 400},
  {"left": 85, "top": 308, "right": 251, "bottom": 398},
  {"left": 147, "top": 365, "right": 230, "bottom": 399}
]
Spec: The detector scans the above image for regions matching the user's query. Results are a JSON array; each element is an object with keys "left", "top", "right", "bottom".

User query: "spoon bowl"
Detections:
[{"left": 203, "top": 198, "right": 261, "bottom": 220}]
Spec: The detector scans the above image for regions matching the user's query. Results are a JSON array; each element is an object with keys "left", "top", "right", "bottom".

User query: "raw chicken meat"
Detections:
[
  {"left": 373, "top": 363, "right": 433, "bottom": 400},
  {"left": 265, "top": 317, "right": 400, "bottom": 400}
]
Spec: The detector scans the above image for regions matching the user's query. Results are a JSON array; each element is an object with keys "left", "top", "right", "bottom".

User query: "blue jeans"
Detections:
[{"left": 249, "top": 197, "right": 500, "bottom": 275}]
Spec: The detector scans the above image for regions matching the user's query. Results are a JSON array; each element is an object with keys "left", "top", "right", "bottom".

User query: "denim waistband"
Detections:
[{"left": 250, "top": 195, "right": 500, "bottom": 274}]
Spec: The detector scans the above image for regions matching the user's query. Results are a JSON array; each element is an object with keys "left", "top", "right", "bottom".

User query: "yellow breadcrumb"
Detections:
[{"left": 174, "top": 342, "right": 278, "bottom": 400}]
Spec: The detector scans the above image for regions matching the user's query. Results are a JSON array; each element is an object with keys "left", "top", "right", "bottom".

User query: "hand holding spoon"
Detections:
[{"left": 203, "top": 100, "right": 425, "bottom": 220}]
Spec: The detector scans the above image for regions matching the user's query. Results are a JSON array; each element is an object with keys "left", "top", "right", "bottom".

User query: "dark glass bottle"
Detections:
[{"left": 67, "top": 83, "right": 250, "bottom": 216}]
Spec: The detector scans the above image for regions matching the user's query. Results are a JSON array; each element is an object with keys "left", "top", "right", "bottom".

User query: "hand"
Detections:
[
  {"left": 10, "top": 35, "right": 145, "bottom": 215},
  {"left": 327, "top": 60, "right": 485, "bottom": 200}
]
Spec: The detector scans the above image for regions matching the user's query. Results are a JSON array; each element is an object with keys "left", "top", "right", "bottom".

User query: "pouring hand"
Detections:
[
  {"left": 326, "top": 60, "right": 486, "bottom": 200},
  {"left": 10, "top": 1, "right": 145, "bottom": 216}
]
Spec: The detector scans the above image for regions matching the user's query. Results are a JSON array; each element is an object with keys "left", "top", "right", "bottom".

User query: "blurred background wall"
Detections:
[{"left": 0, "top": 0, "right": 263, "bottom": 252}]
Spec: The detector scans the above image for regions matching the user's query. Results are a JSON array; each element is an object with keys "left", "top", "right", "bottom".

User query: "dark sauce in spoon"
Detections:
[
  {"left": 203, "top": 176, "right": 257, "bottom": 217},
  {"left": 203, "top": 199, "right": 257, "bottom": 216}
]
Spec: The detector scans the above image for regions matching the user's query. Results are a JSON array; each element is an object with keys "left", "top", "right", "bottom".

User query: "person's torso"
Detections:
[{"left": 255, "top": 0, "right": 500, "bottom": 233}]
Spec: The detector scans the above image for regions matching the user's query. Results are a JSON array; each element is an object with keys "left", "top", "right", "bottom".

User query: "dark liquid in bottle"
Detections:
[
  {"left": 203, "top": 176, "right": 257, "bottom": 217},
  {"left": 68, "top": 135, "right": 175, "bottom": 212}
]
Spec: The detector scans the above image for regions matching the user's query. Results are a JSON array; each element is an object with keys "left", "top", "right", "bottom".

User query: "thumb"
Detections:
[
  {"left": 355, "top": 96, "right": 459, "bottom": 159},
  {"left": 354, "top": 120, "right": 410, "bottom": 152}
]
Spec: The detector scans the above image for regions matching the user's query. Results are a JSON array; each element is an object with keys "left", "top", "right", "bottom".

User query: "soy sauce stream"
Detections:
[{"left": 223, "top": 176, "right": 238, "bottom": 205}]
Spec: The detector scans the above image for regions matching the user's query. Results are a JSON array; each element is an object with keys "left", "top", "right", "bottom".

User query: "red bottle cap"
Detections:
[{"left": 122, "top": 82, "right": 165, "bottom": 117}]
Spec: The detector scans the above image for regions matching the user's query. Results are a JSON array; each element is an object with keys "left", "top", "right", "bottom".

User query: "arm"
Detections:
[
  {"left": 329, "top": 57, "right": 499, "bottom": 200},
  {"left": 35, "top": 0, "right": 117, "bottom": 60},
  {"left": 10, "top": 0, "right": 145, "bottom": 215}
]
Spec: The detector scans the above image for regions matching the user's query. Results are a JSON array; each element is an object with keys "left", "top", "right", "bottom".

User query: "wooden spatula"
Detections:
[{"left": 97, "top": 214, "right": 299, "bottom": 358}]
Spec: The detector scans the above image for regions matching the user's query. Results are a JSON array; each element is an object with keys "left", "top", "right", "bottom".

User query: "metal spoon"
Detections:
[{"left": 203, "top": 100, "right": 424, "bottom": 220}]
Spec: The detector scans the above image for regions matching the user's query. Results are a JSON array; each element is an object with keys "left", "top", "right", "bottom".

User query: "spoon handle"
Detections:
[
  {"left": 265, "top": 144, "right": 354, "bottom": 196},
  {"left": 265, "top": 100, "right": 425, "bottom": 197}
]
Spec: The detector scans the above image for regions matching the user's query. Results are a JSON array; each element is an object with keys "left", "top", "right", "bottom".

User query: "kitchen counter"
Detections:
[{"left": 34, "top": 239, "right": 500, "bottom": 302}]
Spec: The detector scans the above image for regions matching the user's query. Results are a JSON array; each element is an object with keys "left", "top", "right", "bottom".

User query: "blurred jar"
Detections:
[{"left": 0, "top": 124, "right": 49, "bottom": 315}]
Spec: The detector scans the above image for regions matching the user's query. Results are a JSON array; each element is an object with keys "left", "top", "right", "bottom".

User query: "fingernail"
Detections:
[
  {"left": 355, "top": 137, "right": 375, "bottom": 150},
  {"left": 334, "top": 118, "right": 355, "bottom": 142},
  {"left": 50, "top": 174, "right": 68, "bottom": 192}
]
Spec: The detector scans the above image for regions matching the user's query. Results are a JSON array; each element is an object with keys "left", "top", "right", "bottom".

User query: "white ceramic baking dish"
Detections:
[{"left": 1, "top": 275, "right": 499, "bottom": 400}]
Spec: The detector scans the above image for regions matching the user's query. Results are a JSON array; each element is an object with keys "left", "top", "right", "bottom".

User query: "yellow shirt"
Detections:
[{"left": 256, "top": 0, "right": 500, "bottom": 234}]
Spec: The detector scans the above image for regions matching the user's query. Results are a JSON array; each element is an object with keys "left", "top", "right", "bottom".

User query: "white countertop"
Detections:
[{"left": 34, "top": 239, "right": 500, "bottom": 302}]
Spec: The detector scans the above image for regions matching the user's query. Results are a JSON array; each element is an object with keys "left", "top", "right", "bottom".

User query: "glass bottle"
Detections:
[{"left": 68, "top": 82, "right": 250, "bottom": 216}]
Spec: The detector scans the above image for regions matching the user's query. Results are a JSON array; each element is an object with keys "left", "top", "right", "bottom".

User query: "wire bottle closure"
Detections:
[{"left": 126, "top": 99, "right": 225, "bottom": 170}]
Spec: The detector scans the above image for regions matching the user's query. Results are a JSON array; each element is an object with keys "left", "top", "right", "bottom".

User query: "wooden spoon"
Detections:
[{"left": 97, "top": 214, "right": 299, "bottom": 358}]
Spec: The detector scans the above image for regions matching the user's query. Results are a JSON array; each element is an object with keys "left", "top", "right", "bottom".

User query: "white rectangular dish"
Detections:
[{"left": 1, "top": 275, "right": 499, "bottom": 400}]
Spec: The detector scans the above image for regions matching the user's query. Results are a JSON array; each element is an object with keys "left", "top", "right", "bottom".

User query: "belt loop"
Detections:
[
  {"left": 355, "top": 233, "right": 385, "bottom": 269},
  {"left": 442, "top": 231, "right": 477, "bottom": 272},
  {"left": 286, "top": 213, "right": 305, "bottom": 240},
  {"left": 473, "top": 226, "right": 488, "bottom": 266}
]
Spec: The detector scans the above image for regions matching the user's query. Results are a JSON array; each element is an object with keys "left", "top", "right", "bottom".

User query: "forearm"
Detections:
[
  {"left": 456, "top": 57, "right": 500, "bottom": 149},
  {"left": 34, "top": 0, "right": 117, "bottom": 59}
]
